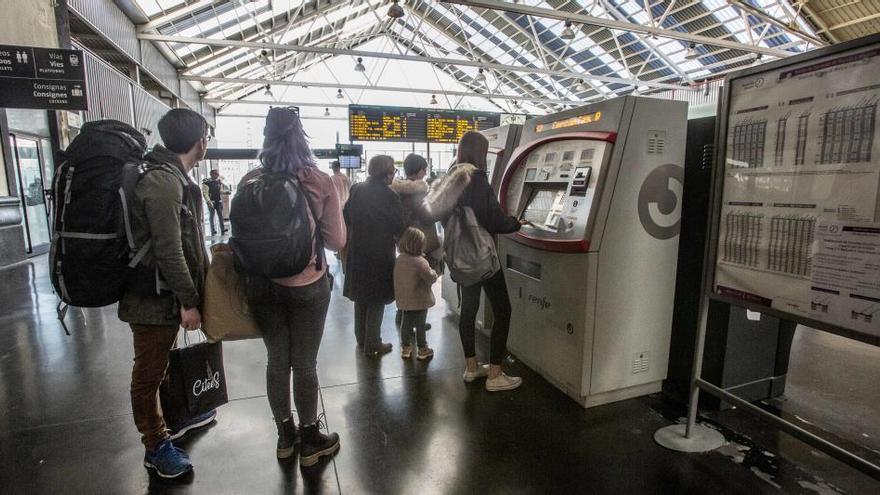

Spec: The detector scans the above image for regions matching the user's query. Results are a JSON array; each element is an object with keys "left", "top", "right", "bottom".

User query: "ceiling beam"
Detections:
[
  {"left": 798, "top": 2, "right": 840, "bottom": 44},
  {"left": 218, "top": 114, "right": 349, "bottom": 121},
  {"left": 182, "top": 74, "right": 586, "bottom": 105},
  {"left": 208, "top": 22, "right": 388, "bottom": 102},
  {"left": 403, "top": 3, "right": 564, "bottom": 112},
  {"left": 139, "top": 33, "right": 692, "bottom": 91},
  {"left": 823, "top": 12, "right": 880, "bottom": 33},
  {"left": 137, "top": 0, "right": 222, "bottom": 32},
  {"left": 440, "top": 0, "right": 792, "bottom": 58},
  {"left": 727, "top": 1, "right": 825, "bottom": 46},
  {"left": 207, "top": 99, "right": 350, "bottom": 108},
  {"left": 184, "top": 0, "right": 387, "bottom": 75}
]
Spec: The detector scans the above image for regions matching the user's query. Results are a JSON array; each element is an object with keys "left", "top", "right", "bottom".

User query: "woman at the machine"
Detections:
[{"left": 427, "top": 131, "right": 525, "bottom": 392}]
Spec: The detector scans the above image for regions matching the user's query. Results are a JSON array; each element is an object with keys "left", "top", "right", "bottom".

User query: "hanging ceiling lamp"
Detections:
[
  {"left": 576, "top": 79, "right": 589, "bottom": 92},
  {"left": 387, "top": 0, "right": 404, "bottom": 19},
  {"left": 354, "top": 57, "right": 366, "bottom": 72},
  {"left": 263, "top": 85, "right": 274, "bottom": 99},
  {"left": 512, "top": 100, "right": 520, "bottom": 109},
  {"left": 475, "top": 67, "right": 486, "bottom": 83},
  {"left": 684, "top": 42, "right": 699, "bottom": 60},
  {"left": 336, "top": 89, "right": 344, "bottom": 99},
  {"left": 560, "top": 21, "right": 576, "bottom": 40},
  {"left": 324, "top": 107, "right": 331, "bottom": 116},
  {"left": 430, "top": 94, "right": 438, "bottom": 105},
  {"left": 258, "top": 49, "right": 271, "bottom": 66}
]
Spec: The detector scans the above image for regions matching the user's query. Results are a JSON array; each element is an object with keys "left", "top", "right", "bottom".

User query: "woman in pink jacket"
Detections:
[{"left": 240, "top": 107, "right": 347, "bottom": 467}]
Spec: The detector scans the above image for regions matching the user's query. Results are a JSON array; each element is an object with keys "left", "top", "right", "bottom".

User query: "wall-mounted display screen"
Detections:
[
  {"left": 336, "top": 143, "right": 362, "bottom": 156},
  {"left": 349, "top": 105, "right": 500, "bottom": 143},
  {"left": 339, "top": 155, "right": 362, "bottom": 169}
]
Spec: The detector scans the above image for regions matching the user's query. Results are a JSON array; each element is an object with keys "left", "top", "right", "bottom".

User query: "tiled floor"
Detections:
[{"left": 0, "top": 254, "right": 877, "bottom": 494}]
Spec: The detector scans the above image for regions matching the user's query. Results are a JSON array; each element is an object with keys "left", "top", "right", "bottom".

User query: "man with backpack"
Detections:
[
  {"left": 117, "top": 109, "right": 213, "bottom": 479},
  {"left": 201, "top": 169, "right": 227, "bottom": 236}
]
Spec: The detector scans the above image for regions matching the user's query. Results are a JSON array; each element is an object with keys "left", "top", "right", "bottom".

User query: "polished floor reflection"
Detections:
[{"left": 1, "top": 255, "right": 878, "bottom": 494}]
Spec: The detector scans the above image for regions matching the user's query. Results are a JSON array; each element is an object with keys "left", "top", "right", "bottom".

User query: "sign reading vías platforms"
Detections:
[{"left": 0, "top": 44, "right": 87, "bottom": 111}]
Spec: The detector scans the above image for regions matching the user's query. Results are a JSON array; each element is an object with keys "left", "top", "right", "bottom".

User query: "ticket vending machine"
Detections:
[
  {"left": 441, "top": 124, "right": 522, "bottom": 331},
  {"left": 499, "top": 96, "right": 687, "bottom": 407}
]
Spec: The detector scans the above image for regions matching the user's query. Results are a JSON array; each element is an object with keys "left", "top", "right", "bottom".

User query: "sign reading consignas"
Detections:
[{"left": 0, "top": 44, "right": 87, "bottom": 111}]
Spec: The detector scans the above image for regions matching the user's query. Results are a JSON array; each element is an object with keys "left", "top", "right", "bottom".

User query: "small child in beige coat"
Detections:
[{"left": 394, "top": 227, "right": 439, "bottom": 360}]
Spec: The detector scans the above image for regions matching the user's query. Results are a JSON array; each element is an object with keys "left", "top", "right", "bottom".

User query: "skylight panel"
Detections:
[
  {"left": 138, "top": 0, "right": 162, "bottom": 17},
  {"left": 156, "top": 0, "right": 186, "bottom": 11}
]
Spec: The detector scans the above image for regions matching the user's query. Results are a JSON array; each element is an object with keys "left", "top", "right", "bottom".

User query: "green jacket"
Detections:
[{"left": 118, "top": 145, "right": 208, "bottom": 326}]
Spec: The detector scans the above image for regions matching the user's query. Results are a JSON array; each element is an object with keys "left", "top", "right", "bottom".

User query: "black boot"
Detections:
[
  {"left": 276, "top": 416, "right": 299, "bottom": 459},
  {"left": 299, "top": 423, "right": 340, "bottom": 467}
]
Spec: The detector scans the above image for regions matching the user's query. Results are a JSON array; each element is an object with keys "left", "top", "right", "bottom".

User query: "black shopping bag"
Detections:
[{"left": 160, "top": 334, "right": 228, "bottom": 426}]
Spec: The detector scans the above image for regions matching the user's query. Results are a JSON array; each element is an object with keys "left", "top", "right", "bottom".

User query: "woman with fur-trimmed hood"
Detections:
[
  {"left": 390, "top": 154, "right": 441, "bottom": 271},
  {"left": 426, "top": 131, "right": 524, "bottom": 392}
]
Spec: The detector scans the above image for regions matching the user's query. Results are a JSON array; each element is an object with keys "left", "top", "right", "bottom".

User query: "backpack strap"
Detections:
[
  {"left": 286, "top": 175, "right": 326, "bottom": 272},
  {"left": 121, "top": 161, "right": 191, "bottom": 269}
]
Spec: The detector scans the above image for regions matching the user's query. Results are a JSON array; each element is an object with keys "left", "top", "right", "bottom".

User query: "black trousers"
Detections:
[
  {"left": 209, "top": 200, "right": 225, "bottom": 235},
  {"left": 354, "top": 302, "right": 386, "bottom": 354},
  {"left": 458, "top": 269, "right": 511, "bottom": 365}
]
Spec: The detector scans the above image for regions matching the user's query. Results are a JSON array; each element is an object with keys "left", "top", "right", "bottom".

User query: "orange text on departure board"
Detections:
[{"left": 350, "top": 113, "right": 408, "bottom": 140}]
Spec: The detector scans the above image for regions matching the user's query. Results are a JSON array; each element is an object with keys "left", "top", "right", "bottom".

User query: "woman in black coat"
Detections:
[{"left": 343, "top": 155, "right": 406, "bottom": 357}]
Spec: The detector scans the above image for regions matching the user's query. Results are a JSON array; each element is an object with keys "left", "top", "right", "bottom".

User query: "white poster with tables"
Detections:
[{"left": 714, "top": 41, "right": 880, "bottom": 337}]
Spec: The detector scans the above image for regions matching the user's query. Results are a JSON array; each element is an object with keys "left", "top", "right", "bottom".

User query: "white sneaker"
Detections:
[
  {"left": 486, "top": 373, "right": 522, "bottom": 392},
  {"left": 462, "top": 364, "right": 490, "bottom": 383}
]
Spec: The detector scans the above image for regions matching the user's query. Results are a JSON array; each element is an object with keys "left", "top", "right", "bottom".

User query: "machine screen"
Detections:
[
  {"left": 486, "top": 153, "right": 498, "bottom": 182},
  {"left": 520, "top": 188, "right": 567, "bottom": 231}
]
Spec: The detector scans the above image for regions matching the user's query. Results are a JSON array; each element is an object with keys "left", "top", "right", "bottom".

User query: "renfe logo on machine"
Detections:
[
  {"left": 528, "top": 294, "right": 551, "bottom": 311},
  {"left": 637, "top": 164, "right": 684, "bottom": 239}
]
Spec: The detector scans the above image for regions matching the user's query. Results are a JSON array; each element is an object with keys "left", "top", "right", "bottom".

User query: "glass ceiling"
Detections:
[{"left": 133, "top": 0, "right": 822, "bottom": 114}]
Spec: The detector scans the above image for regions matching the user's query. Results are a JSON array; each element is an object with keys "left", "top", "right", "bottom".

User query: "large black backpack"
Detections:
[
  {"left": 229, "top": 172, "right": 322, "bottom": 278},
  {"left": 50, "top": 120, "right": 147, "bottom": 316}
]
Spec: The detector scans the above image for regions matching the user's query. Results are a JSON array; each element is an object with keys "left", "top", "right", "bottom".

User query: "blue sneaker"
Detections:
[
  {"left": 144, "top": 440, "right": 192, "bottom": 479},
  {"left": 168, "top": 409, "right": 218, "bottom": 441}
]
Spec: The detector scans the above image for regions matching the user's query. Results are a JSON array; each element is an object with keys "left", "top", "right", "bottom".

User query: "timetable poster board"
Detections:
[
  {"left": 713, "top": 41, "right": 880, "bottom": 337},
  {"left": 349, "top": 105, "right": 500, "bottom": 143}
]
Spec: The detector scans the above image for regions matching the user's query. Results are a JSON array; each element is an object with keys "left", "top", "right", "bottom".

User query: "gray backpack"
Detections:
[{"left": 443, "top": 205, "right": 500, "bottom": 287}]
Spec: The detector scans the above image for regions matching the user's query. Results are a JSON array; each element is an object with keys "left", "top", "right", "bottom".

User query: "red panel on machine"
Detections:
[{"left": 498, "top": 131, "right": 616, "bottom": 253}]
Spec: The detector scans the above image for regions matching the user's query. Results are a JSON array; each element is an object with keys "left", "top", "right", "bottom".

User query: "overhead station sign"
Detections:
[
  {"left": 349, "top": 105, "right": 500, "bottom": 143},
  {"left": 0, "top": 44, "right": 87, "bottom": 111}
]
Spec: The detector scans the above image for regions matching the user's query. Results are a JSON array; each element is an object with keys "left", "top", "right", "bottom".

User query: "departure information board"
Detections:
[{"left": 349, "top": 105, "right": 500, "bottom": 143}]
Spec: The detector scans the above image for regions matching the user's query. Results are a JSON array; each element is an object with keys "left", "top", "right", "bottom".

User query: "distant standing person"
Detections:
[
  {"left": 202, "top": 169, "right": 226, "bottom": 236},
  {"left": 330, "top": 160, "right": 352, "bottom": 272},
  {"left": 427, "top": 131, "right": 525, "bottom": 392},
  {"left": 343, "top": 155, "right": 406, "bottom": 357},
  {"left": 329, "top": 160, "right": 351, "bottom": 206}
]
